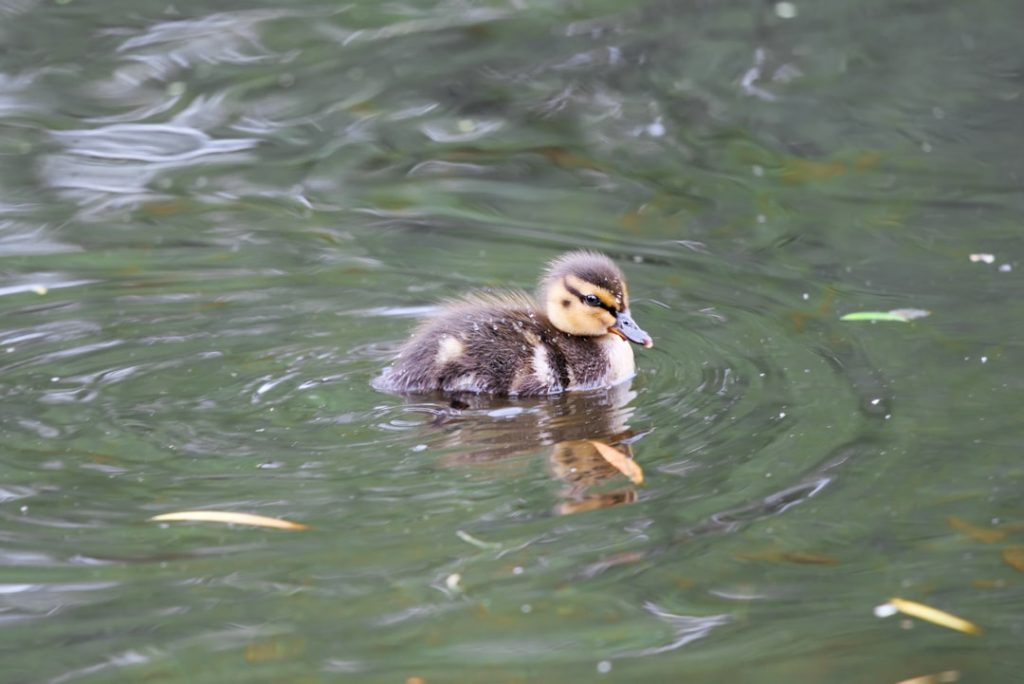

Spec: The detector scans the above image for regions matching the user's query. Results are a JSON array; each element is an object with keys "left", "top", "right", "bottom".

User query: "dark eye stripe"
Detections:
[{"left": 562, "top": 278, "right": 618, "bottom": 314}]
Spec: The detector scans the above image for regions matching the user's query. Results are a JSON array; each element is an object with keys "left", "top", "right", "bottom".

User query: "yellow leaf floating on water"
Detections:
[
  {"left": 947, "top": 516, "right": 1005, "bottom": 543},
  {"left": 881, "top": 597, "right": 981, "bottom": 636},
  {"left": 893, "top": 671, "right": 960, "bottom": 684},
  {"left": 1001, "top": 546, "right": 1024, "bottom": 572},
  {"left": 840, "top": 309, "right": 930, "bottom": 322},
  {"left": 149, "top": 511, "right": 309, "bottom": 530},
  {"left": 588, "top": 440, "right": 643, "bottom": 485}
]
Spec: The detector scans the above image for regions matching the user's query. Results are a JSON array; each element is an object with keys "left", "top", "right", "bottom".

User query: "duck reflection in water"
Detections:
[{"left": 421, "top": 383, "right": 647, "bottom": 515}]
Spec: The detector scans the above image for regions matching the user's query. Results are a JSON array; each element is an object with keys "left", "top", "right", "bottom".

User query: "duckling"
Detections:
[{"left": 375, "top": 251, "right": 652, "bottom": 396}]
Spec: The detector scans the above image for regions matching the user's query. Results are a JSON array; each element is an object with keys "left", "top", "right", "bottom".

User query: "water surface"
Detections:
[{"left": 1, "top": 1, "right": 1023, "bottom": 682}]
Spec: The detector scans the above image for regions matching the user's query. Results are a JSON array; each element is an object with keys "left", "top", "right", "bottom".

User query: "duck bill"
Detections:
[{"left": 609, "top": 310, "right": 653, "bottom": 348}]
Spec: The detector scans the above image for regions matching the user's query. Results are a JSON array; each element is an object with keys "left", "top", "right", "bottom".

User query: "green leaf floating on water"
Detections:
[{"left": 840, "top": 309, "right": 930, "bottom": 322}]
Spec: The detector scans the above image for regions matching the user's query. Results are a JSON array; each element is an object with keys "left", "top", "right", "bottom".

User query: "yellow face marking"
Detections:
[
  {"left": 546, "top": 278, "right": 618, "bottom": 337},
  {"left": 594, "top": 287, "right": 618, "bottom": 310},
  {"left": 564, "top": 275, "right": 620, "bottom": 311}
]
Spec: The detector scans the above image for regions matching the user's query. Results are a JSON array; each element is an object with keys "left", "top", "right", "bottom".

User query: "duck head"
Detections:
[{"left": 539, "top": 251, "right": 653, "bottom": 347}]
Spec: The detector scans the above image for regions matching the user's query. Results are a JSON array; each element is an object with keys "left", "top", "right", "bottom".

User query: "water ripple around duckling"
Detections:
[
  {"left": 328, "top": 246, "right": 894, "bottom": 670},
  {"left": 365, "top": 243, "right": 887, "bottom": 543}
]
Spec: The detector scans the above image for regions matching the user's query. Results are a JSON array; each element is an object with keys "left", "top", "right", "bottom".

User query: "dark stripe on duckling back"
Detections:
[{"left": 541, "top": 332, "right": 571, "bottom": 390}]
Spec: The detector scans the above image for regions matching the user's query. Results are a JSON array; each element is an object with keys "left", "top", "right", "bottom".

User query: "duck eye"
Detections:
[{"left": 583, "top": 294, "right": 601, "bottom": 306}]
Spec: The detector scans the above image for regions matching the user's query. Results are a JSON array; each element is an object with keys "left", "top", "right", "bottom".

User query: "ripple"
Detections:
[
  {"left": 0, "top": 222, "right": 83, "bottom": 256},
  {"left": 0, "top": 276, "right": 94, "bottom": 298},
  {"left": 52, "top": 124, "right": 258, "bottom": 163},
  {"left": 420, "top": 118, "right": 506, "bottom": 143},
  {"left": 104, "top": 9, "right": 300, "bottom": 86},
  {"left": 0, "top": 69, "right": 50, "bottom": 115}
]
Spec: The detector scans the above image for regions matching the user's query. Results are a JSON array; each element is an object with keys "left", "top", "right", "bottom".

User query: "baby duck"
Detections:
[{"left": 376, "top": 251, "right": 652, "bottom": 396}]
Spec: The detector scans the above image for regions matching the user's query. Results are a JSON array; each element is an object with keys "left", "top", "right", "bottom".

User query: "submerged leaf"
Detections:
[
  {"left": 882, "top": 597, "right": 982, "bottom": 635},
  {"left": 588, "top": 440, "right": 644, "bottom": 484},
  {"left": 781, "top": 158, "right": 848, "bottom": 184},
  {"left": 737, "top": 550, "right": 839, "bottom": 565},
  {"left": 244, "top": 636, "right": 306, "bottom": 663},
  {"left": 947, "top": 516, "right": 1005, "bottom": 543},
  {"left": 841, "top": 309, "right": 930, "bottom": 322},
  {"left": 1001, "top": 546, "right": 1024, "bottom": 572},
  {"left": 556, "top": 489, "right": 637, "bottom": 516},
  {"left": 149, "top": 510, "right": 309, "bottom": 530}
]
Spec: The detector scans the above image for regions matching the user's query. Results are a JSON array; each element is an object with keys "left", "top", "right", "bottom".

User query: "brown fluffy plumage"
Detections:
[{"left": 374, "top": 251, "right": 650, "bottom": 396}]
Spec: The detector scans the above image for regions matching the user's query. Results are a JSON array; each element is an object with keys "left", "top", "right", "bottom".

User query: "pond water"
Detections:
[{"left": 1, "top": 1, "right": 1022, "bottom": 682}]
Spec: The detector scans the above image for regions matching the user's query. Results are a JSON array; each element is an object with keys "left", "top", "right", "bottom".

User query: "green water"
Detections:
[{"left": 1, "top": 1, "right": 1022, "bottom": 682}]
